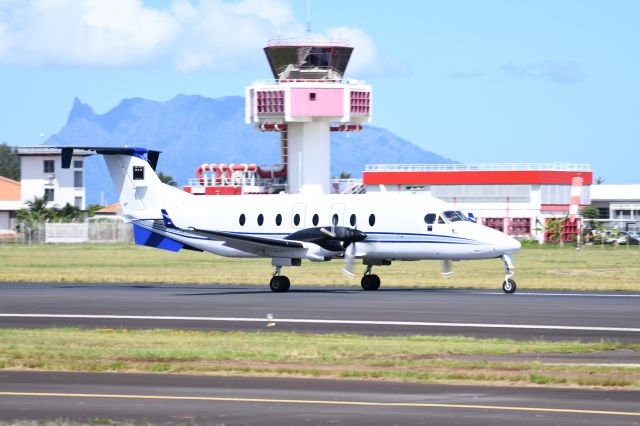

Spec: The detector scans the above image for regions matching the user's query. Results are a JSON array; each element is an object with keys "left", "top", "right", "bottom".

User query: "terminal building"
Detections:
[{"left": 363, "top": 162, "right": 593, "bottom": 242}]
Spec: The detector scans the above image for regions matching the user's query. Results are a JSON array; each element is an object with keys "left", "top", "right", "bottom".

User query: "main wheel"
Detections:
[
  {"left": 361, "top": 274, "right": 381, "bottom": 291},
  {"left": 502, "top": 278, "right": 516, "bottom": 294},
  {"left": 270, "top": 276, "right": 291, "bottom": 293}
]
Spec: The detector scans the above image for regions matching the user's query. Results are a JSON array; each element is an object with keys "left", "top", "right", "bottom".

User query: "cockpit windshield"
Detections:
[{"left": 443, "top": 210, "right": 471, "bottom": 222}]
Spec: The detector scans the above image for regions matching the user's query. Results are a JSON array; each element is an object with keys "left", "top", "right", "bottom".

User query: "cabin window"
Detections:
[
  {"left": 239, "top": 214, "right": 246, "bottom": 226},
  {"left": 424, "top": 213, "right": 436, "bottom": 225},
  {"left": 293, "top": 213, "right": 301, "bottom": 226},
  {"left": 368, "top": 214, "right": 376, "bottom": 227},
  {"left": 257, "top": 214, "right": 264, "bottom": 226},
  {"left": 332, "top": 214, "right": 339, "bottom": 226},
  {"left": 350, "top": 214, "right": 356, "bottom": 227},
  {"left": 275, "top": 214, "right": 282, "bottom": 226},
  {"left": 312, "top": 214, "right": 319, "bottom": 226}
]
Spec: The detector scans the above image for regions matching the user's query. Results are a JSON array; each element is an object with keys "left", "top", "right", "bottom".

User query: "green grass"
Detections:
[
  {"left": 1, "top": 328, "right": 639, "bottom": 388},
  {"left": 1, "top": 243, "right": 639, "bottom": 291}
]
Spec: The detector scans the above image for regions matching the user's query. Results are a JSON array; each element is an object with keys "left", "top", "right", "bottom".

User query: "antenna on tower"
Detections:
[{"left": 306, "top": 0, "right": 312, "bottom": 34}]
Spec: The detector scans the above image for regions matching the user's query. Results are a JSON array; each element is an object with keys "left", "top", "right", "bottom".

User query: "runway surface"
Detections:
[
  {"left": 2, "top": 282, "right": 640, "bottom": 341},
  {"left": 2, "top": 371, "right": 639, "bottom": 425}
]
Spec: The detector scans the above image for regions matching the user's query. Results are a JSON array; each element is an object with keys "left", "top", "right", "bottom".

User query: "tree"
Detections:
[
  {"left": 157, "top": 171, "right": 178, "bottom": 187},
  {"left": 0, "top": 143, "right": 20, "bottom": 181},
  {"left": 595, "top": 177, "right": 605, "bottom": 184},
  {"left": 580, "top": 206, "right": 599, "bottom": 243},
  {"left": 544, "top": 216, "right": 566, "bottom": 245}
]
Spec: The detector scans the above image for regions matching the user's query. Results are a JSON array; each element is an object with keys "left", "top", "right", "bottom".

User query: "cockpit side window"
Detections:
[
  {"left": 443, "top": 210, "right": 470, "bottom": 222},
  {"left": 424, "top": 213, "right": 436, "bottom": 225},
  {"left": 438, "top": 215, "right": 445, "bottom": 224}
]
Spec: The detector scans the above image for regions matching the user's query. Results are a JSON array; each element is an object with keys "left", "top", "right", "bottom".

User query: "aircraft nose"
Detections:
[{"left": 502, "top": 234, "right": 521, "bottom": 253}]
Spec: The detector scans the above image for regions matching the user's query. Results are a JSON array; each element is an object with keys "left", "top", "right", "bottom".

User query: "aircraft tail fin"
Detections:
[{"left": 57, "top": 146, "right": 189, "bottom": 217}]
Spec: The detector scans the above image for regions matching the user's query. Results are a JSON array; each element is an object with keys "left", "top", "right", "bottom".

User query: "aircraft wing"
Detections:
[{"left": 188, "top": 227, "right": 307, "bottom": 255}]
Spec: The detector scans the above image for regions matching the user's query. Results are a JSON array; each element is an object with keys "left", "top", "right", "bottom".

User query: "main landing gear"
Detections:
[
  {"left": 270, "top": 266, "right": 290, "bottom": 293},
  {"left": 361, "top": 265, "right": 381, "bottom": 291},
  {"left": 501, "top": 254, "right": 517, "bottom": 294}
]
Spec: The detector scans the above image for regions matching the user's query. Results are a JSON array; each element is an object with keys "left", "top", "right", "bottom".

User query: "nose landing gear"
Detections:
[{"left": 501, "top": 254, "right": 517, "bottom": 294}]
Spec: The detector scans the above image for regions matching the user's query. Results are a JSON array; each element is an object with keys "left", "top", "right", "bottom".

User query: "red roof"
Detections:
[{"left": 0, "top": 176, "right": 21, "bottom": 201}]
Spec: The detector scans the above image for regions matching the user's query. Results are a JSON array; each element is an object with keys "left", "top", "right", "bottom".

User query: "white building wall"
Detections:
[{"left": 19, "top": 152, "right": 87, "bottom": 209}]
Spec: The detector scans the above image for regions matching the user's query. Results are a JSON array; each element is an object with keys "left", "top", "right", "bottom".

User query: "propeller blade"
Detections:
[
  {"left": 320, "top": 227, "right": 336, "bottom": 238},
  {"left": 342, "top": 243, "right": 356, "bottom": 278},
  {"left": 441, "top": 259, "right": 454, "bottom": 278}
]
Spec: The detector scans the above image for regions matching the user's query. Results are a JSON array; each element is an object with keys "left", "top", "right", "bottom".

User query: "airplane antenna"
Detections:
[{"left": 306, "top": 0, "right": 312, "bottom": 34}]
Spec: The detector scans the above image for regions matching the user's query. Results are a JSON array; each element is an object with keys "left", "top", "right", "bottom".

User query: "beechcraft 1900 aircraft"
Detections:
[{"left": 57, "top": 146, "right": 521, "bottom": 293}]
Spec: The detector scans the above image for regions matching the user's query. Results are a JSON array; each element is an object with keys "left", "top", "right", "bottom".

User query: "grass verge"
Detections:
[
  {"left": 1, "top": 243, "right": 640, "bottom": 291},
  {"left": 1, "top": 328, "right": 639, "bottom": 388}
]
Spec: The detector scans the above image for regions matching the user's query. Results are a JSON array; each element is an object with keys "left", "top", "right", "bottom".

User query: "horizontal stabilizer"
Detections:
[
  {"left": 55, "top": 146, "right": 161, "bottom": 170},
  {"left": 134, "top": 224, "right": 183, "bottom": 252}
]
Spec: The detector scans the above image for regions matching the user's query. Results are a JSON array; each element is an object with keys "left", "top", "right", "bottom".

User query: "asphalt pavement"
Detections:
[
  {"left": 1, "top": 371, "right": 639, "bottom": 425},
  {"left": 1, "top": 283, "right": 640, "bottom": 341}
]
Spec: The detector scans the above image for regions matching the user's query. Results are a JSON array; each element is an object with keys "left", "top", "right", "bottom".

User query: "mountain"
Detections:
[{"left": 48, "top": 95, "right": 456, "bottom": 204}]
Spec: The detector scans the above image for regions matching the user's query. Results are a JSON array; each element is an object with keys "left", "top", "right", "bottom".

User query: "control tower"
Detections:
[{"left": 245, "top": 38, "right": 372, "bottom": 193}]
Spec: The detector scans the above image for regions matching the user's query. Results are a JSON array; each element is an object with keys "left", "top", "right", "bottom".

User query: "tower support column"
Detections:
[{"left": 287, "top": 122, "right": 330, "bottom": 193}]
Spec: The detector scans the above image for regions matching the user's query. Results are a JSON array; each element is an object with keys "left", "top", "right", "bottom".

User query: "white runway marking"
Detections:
[
  {"left": 2, "top": 313, "right": 639, "bottom": 333},
  {"left": 478, "top": 292, "right": 640, "bottom": 298}
]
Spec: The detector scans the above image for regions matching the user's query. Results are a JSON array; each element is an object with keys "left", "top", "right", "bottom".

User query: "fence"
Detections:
[{"left": 6, "top": 220, "right": 133, "bottom": 244}]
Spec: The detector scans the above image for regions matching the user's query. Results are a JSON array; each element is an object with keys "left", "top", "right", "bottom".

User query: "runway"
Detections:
[
  {"left": 2, "top": 282, "right": 640, "bottom": 341},
  {"left": 1, "top": 371, "right": 639, "bottom": 425}
]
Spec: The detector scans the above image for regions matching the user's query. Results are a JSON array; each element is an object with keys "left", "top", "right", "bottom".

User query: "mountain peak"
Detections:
[{"left": 66, "top": 98, "right": 96, "bottom": 125}]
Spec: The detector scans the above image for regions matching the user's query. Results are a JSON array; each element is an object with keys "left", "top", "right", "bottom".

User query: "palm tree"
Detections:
[{"left": 157, "top": 171, "right": 178, "bottom": 187}]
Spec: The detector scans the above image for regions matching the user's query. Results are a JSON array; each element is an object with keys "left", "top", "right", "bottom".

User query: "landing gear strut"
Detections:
[
  {"left": 269, "top": 266, "right": 290, "bottom": 293},
  {"left": 361, "top": 265, "right": 381, "bottom": 291},
  {"left": 501, "top": 254, "right": 517, "bottom": 294}
]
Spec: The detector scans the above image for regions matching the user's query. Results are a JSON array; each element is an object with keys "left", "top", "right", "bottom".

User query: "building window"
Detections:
[
  {"left": 483, "top": 218, "right": 504, "bottom": 232},
  {"left": 74, "top": 197, "right": 83, "bottom": 209},
  {"left": 74, "top": 171, "right": 83, "bottom": 188},
  {"left": 309, "top": 92, "right": 316, "bottom": 101},
  {"left": 73, "top": 160, "right": 83, "bottom": 168},
  {"left": 44, "top": 160, "right": 54, "bottom": 173},
  {"left": 509, "top": 218, "right": 531, "bottom": 235},
  {"left": 44, "top": 188, "right": 54, "bottom": 202}
]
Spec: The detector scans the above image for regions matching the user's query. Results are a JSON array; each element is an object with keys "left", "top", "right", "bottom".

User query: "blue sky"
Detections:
[{"left": 1, "top": 0, "right": 638, "bottom": 183}]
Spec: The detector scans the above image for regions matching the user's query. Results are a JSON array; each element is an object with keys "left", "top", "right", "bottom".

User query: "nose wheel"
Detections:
[
  {"left": 501, "top": 254, "right": 517, "bottom": 294},
  {"left": 502, "top": 278, "right": 516, "bottom": 294}
]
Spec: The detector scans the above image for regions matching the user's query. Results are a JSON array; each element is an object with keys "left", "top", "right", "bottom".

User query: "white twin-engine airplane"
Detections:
[{"left": 59, "top": 146, "right": 521, "bottom": 293}]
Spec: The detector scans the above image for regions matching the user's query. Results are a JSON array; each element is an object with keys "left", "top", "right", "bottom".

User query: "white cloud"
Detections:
[
  {"left": 325, "top": 26, "right": 380, "bottom": 75},
  {"left": 0, "top": 0, "right": 383, "bottom": 75}
]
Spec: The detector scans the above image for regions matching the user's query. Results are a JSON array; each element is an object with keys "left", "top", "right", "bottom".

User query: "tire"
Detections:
[
  {"left": 361, "top": 274, "right": 381, "bottom": 291},
  {"left": 270, "top": 276, "right": 290, "bottom": 293},
  {"left": 502, "top": 278, "right": 516, "bottom": 294}
]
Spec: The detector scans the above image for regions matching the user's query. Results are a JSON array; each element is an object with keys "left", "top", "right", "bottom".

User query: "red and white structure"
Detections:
[
  {"left": 246, "top": 38, "right": 371, "bottom": 193},
  {"left": 363, "top": 162, "right": 593, "bottom": 242},
  {"left": 184, "top": 37, "right": 371, "bottom": 195}
]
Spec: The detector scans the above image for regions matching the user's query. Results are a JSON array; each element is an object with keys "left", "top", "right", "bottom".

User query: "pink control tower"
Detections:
[{"left": 246, "top": 38, "right": 372, "bottom": 193}]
